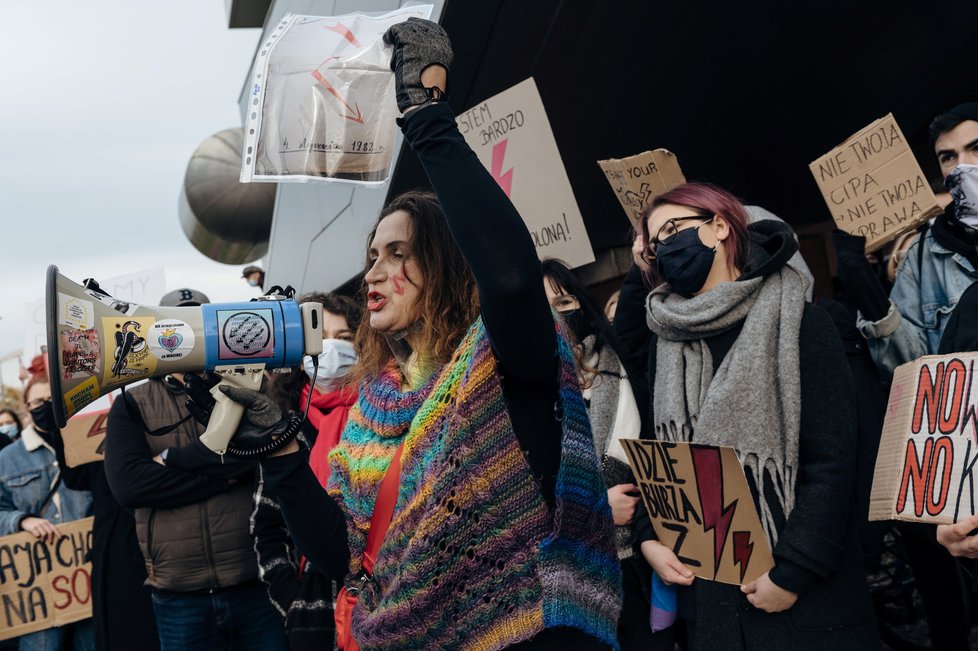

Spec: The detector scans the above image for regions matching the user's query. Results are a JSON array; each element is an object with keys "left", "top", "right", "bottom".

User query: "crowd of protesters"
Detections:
[{"left": 2, "top": 18, "right": 978, "bottom": 651}]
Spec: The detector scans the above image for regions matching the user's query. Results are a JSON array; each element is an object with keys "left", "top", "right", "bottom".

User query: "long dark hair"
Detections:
[
  {"left": 266, "top": 292, "right": 361, "bottom": 412},
  {"left": 541, "top": 258, "right": 625, "bottom": 362},
  {"left": 351, "top": 191, "right": 479, "bottom": 383}
]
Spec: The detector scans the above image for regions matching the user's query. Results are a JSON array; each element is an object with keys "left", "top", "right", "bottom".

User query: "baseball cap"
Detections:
[{"left": 159, "top": 288, "right": 211, "bottom": 307}]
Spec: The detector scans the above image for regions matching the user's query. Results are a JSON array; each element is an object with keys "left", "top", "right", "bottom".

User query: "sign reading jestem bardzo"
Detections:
[{"left": 457, "top": 78, "right": 594, "bottom": 268}]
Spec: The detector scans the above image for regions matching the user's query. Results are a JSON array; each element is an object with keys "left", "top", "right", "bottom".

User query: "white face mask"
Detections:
[
  {"left": 0, "top": 424, "right": 18, "bottom": 437},
  {"left": 946, "top": 163, "right": 978, "bottom": 228},
  {"left": 303, "top": 339, "right": 358, "bottom": 393}
]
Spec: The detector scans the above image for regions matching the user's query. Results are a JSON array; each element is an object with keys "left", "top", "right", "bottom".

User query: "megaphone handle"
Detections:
[{"left": 198, "top": 367, "right": 265, "bottom": 454}]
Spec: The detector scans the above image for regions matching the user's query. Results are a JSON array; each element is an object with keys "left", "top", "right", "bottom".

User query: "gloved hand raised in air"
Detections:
[{"left": 383, "top": 17, "right": 453, "bottom": 112}]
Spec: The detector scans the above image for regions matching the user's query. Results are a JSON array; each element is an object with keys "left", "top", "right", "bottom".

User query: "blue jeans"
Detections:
[
  {"left": 151, "top": 582, "right": 287, "bottom": 651},
  {"left": 18, "top": 619, "right": 94, "bottom": 651}
]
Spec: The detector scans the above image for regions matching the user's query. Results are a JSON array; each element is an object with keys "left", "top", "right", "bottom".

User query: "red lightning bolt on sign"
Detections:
[
  {"left": 731, "top": 531, "right": 755, "bottom": 583},
  {"left": 324, "top": 22, "right": 362, "bottom": 47},
  {"left": 490, "top": 139, "right": 514, "bottom": 197},
  {"left": 690, "top": 445, "right": 738, "bottom": 578},
  {"left": 311, "top": 69, "right": 364, "bottom": 124},
  {"left": 86, "top": 411, "right": 108, "bottom": 438}
]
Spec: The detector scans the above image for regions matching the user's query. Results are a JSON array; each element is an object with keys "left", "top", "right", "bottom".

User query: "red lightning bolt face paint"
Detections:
[
  {"left": 391, "top": 271, "right": 406, "bottom": 295},
  {"left": 364, "top": 210, "right": 424, "bottom": 338}
]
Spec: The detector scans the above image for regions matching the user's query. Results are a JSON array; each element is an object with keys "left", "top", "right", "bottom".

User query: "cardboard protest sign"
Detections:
[
  {"left": 241, "top": 6, "right": 433, "bottom": 185},
  {"left": 0, "top": 518, "right": 93, "bottom": 640},
  {"left": 61, "top": 407, "right": 109, "bottom": 467},
  {"left": 457, "top": 78, "right": 595, "bottom": 268},
  {"left": 597, "top": 150, "right": 686, "bottom": 224},
  {"left": 809, "top": 114, "right": 942, "bottom": 251},
  {"left": 869, "top": 353, "right": 978, "bottom": 524},
  {"left": 621, "top": 439, "right": 774, "bottom": 585}
]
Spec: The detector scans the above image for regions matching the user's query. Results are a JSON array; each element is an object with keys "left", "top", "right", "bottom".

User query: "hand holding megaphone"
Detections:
[
  {"left": 184, "top": 375, "right": 297, "bottom": 457},
  {"left": 46, "top": 265, "right": 322, "bottom": 458}
]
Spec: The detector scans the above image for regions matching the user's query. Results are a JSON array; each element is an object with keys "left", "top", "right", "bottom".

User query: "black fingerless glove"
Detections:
[
  {"left": 383, "top": 17, "right": 453, "bottom": 111},
  {"left": 218, "top": 386, "right": 304, "bottom": 460}
]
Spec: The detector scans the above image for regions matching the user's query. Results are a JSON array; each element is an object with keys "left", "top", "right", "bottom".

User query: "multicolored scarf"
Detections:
[{"left": 328, "top": 318, "right": 622, "bottom": 650}]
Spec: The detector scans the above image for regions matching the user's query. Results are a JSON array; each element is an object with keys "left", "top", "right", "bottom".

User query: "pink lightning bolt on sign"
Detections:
[{"left": 490, "top": 139, "right": 514, "bottom": 197}]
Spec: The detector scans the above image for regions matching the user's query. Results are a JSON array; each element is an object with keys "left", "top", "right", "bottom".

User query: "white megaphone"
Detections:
[{"left": 45, "top": 265, "right": 323, "bottom": 454}]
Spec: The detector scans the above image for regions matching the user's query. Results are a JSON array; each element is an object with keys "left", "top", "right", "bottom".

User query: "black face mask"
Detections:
[
  {"left": 655, "top": 226, "right": 717, "bottom": 297},
  {"left": 29, "top": 399, "right": 57, "bottom": 435},
  {"left": 559, "top": 308, "right": 589, "bottom": 343}
]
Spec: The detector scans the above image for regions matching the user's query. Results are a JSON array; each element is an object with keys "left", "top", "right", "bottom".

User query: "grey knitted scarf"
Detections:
[
  {"left": 581, "top": 335, "right": 621, "bottom": 460},
  {"left": 646, "top": 266, "right": 806, "bottom": 545}
]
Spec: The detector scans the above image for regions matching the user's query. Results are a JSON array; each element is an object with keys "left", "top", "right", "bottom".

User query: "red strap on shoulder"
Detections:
[{"left": 361, "top": 440, "right": 405, "bottom": 574}]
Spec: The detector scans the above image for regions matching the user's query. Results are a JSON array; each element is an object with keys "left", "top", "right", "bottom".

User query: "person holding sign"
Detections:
[
  {"left": 185, "top": 18, "right": 622, "bottom": 651},
  {"left": 0, "top": 374, "right": 94, "bottom": 650},
  {"left": 856, "top": 103, "right": 978, "bottom": 381},
  {"left": 613, "top": 182, "right": 878, "bottom": 649}
]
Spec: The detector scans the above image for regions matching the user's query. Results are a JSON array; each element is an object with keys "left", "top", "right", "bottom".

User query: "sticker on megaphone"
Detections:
[{"left": 46, "top": 265, "right": 320, "bottom": 429}]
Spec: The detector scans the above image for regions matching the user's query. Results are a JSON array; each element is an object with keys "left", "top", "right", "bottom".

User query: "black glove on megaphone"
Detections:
[
  {"left": 217, "top": 386, "right": 292, "bottom": 452},
  {"left": 383, "top": 17, "right": 453, "bottom": 111},
  {"left": 183, "top": 371, "right": 221, "bottom": 426}
]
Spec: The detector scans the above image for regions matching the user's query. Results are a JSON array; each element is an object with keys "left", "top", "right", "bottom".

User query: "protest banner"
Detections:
[
  {"left": 61, "top": 406, "right": 110, "bottom": 468},
  {"left": 457, "top": 78, "right": 595, "bottom": 268},
  {"left": 869, "top": 352, "right": 978, "bottom": 524},
  {"left": 621, "top": 439, "right": 774, "bottom": 585},
  {"left": 809, "top": 114, "right": 942, "bottom": 251},
  {"left": 240, "top": 6, "right": 433, "bottom": 184},
  {"left": 0, "top": 517, "right": 93, "bottom": 641},
  {"left": 597, "top": 150, "right": 686, "bottom": 225}
]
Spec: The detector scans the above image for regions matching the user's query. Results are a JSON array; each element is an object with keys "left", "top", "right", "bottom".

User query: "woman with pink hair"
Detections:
[{"left": 614, "top": 182, "right": 880, "bottom": 649}]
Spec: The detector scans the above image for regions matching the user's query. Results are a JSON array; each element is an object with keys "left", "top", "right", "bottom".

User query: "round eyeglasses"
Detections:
[{"left": 641, "top": 214, "right": 715, "bottom": 264}]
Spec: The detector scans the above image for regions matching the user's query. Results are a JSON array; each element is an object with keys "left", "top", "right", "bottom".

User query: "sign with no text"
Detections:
[
  {"left": 869, "top": 353, "right": 978, "bottom": 524},
  {"left": 0, "top": 517, "right": 94, "bottom": 640},
  {"left": 597, "top": 150, "right": 686, "bottom": 224},
  {"left": 457, "top": 78, "right": 594, "bottom": 268},
  {"left": 809, "top": 114, "right": 941, "bottom": 251},
  {"left": 621, "top": 439, "right": 774, "bottom": 585}
]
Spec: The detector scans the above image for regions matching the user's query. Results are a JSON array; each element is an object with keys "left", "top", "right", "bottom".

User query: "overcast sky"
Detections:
[{"left": 0, "top": 1, "right": 264, "bottom": 359}]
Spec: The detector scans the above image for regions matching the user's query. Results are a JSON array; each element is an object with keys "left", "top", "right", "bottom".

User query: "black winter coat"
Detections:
[{"left": 615, "top": 222, "right": 880, "bottom": 650}]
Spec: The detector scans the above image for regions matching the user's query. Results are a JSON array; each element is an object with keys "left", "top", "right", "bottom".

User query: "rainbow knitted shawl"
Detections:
[{"left": 327, "top": 317, "right": 622, "bottom": 650}]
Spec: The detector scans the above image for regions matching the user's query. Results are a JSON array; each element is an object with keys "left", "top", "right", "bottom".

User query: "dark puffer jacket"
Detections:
[{"left": 104, "top": 378, "right": 257, "bottom": 592}]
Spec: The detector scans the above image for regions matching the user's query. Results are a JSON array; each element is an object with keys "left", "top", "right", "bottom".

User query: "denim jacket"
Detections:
[
  {"left": 857, "top": 228, "right": 977, "bottom": 381},
  {"left": 0, "top": 425, "right": 93, "bottom": 535}
]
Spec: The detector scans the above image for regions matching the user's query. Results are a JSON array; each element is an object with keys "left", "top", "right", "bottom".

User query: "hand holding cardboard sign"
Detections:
[
  {"left": 936, "top": 514, "right": 978, "bottom": 558},
  {"left": 641, "top": 540, "right": 694, "bottom": 586},
  {"left": 607, "top": 483, "right": 640, "bottom": 525},
  {"left": 20, "top": 516, "right": 62, "bottom": 544},
  {"left": 741, "top": 571, "right": 797, "bottom": 613}
]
